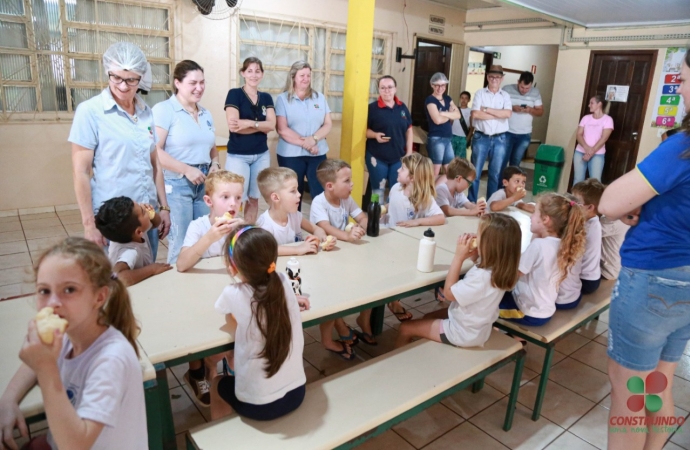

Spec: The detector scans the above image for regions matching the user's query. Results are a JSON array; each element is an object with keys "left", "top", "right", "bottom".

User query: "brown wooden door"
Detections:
[
  {"left": 570, "top": 50, "right": 657, "bottom": 187},
  {"left": 410, "top": 39, "right": 452, "bottom": 130}
]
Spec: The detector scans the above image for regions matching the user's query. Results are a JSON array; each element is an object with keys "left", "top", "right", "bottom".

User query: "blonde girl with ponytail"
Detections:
[
  {"left": 0, "top": 237, "right": 147, "bottom": 450},
  {"left": 499, "top": 193, "right": 586, "bottom": 326}
]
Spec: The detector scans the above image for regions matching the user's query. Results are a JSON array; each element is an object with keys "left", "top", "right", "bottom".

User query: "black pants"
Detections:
[{"left": 217, "top": 376, "right": 305, "bottom": 421}]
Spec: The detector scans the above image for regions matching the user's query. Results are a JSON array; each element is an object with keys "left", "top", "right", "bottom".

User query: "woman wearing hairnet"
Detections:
[
  {"left": 425, "top": 72, "right": 460, "bottom": 176},
  {"left": 69, "top": 42, "right": 171, "bottom": 259}
]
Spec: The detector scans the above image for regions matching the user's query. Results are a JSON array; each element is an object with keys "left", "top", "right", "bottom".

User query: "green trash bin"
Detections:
[{"left": 532, "top": 145, "right": 565, "bottom": 195}]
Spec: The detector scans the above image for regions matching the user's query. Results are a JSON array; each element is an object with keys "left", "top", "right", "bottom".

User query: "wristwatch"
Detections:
[
  {"left": 159, "top": 206, "right": 170, "bottom": 212},
  {"left": 482, "top": 106, "right": 488, "bottom": 112},
  {"left": 313, "top": 135, "right": 319, "bottom": 143},
  {"left": 254, "top": 121, "right": 259, "bottom": 128}
]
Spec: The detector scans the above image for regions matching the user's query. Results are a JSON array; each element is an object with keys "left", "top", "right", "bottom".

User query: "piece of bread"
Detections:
[
  {"left": 470, "top": 238, "right": 478, "bottom": 250},
  {"left": 36, "top": 307, "right": 68, "bottom": 344},
  {"left": 148, "top": 209, "right": 155, "bottom": 220},
  {"left": 215, "top": 212, "right": 233, "bottom": 223},
  {"left": 345, "top": 223, "right": 354, "bottom": 233},
  {"left": 516, "top": 187, "right": 524, "bottom": 192},
  {"left": 320, "top": 235, "right": 336, "bottom": 250},
  {"left": 380, "top": 205, "right": 387, "bottom": 215},
  {"left": 477, "top": 197, "right": 486, "bottom": 204}
]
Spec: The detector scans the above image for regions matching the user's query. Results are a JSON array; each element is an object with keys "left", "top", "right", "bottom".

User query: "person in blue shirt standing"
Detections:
[
  {"left": 365, "top": 75, "right": 413, "bottom": 194},
  {"left": 224, "top": 57, "right": 276, "bottom": 224},
  {"left": 599, "top": 49, "right": 690, "bottom": 450},
  {"left": 153, "top": 60, "right": 219, "bottom": 264},
  {"left": 425, "top": 72, "right": 461, "bottom": 177},
  {"left": 70, "top": 42, "right": 170, "bottom": 260},
  {"left": 276, "top": 61, "right": 333, "bottom": 209}
]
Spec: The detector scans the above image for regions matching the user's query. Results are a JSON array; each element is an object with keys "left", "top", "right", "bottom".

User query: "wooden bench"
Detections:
[
  {"left": 186, "top": 332, "right": 525, "bottom": 450},
  {"left": 494, "top": 279, "right": 615, "bottom": 421}
]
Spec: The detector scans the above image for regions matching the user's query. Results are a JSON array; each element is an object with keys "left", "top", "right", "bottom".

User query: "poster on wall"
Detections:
[
  {"left": 651, "top": 47, "right": 687, "bottom": 128},
  {"left": 606, "top": 85, "right": 629, "bottom": 102}
]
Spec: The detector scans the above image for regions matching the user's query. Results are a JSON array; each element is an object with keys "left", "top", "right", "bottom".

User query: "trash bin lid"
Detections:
[{"left": 535, "top": 144, "right": 565, "bottom": 163}]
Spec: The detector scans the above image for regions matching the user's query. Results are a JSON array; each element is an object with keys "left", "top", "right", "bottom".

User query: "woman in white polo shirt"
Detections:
[
  {"left": 153, "top": 60, "right": 219, "bottom": 264},
  {"left": 276, "top": 61, "right": 332, "bottom": 208}
]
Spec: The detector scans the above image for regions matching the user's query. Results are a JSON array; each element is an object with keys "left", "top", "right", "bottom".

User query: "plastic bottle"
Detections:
[
  {"left": 286, "top": 257, "right": 302, "bottom": 295},
  {"left": 417, "top": 228, "right": 436, "bottom": 273},
  {"left": 367, "top": 193, "right": 381, "bottom": 237}
]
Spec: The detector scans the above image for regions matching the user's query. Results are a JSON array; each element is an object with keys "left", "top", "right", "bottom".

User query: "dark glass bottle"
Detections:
[{"left": 367, "top": 193, "right": 381, "bottom": 237}]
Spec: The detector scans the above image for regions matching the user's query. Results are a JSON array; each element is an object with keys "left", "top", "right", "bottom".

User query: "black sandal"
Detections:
[
  {"left": 349, "top": 326, "right": 378, "bottom": 346},
  {"left": 326, "top": 341, "right": 356, "bottom": 361},
  {"left": 387, "top": 303, "right": 413, "bottom": 322}
]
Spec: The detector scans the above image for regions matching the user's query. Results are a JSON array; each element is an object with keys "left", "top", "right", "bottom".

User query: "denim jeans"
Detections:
[
  {"left": 469, "top": 131, "right": 507, "bottom": 202},
  {"left": 164, "top": 164, "right": 210, "bottom": 264},
  {"left": 277, "top": 154, "right": 327, "bottom": 209},
  {"left": 365, "top": 151, "right": 401, "bottom": 195},
  {"left": 225, "top": 151, "right": 271, "bottom": 201},
  {"left": 572, "top": 151, "right": 605, "bottom": 184},
  {"left": 427, "top": 136, "right": 454, "bottom": 165},
  {"left": 451, "top": 135, "right": 467, "bottom": 160},
  {"left": 504, "top": 132, "right": 531, "bottom": 168}
]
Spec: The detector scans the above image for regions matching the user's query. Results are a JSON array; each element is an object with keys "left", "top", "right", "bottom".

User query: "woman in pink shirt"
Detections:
[{"left": 573, "top": 95, "right": 614, "bottom": 183}]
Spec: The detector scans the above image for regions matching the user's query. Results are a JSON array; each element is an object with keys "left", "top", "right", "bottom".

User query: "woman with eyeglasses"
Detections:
[
  {"left": 365, "top": 75, "right": 413, "bottom": 193},
  {"left": 425, "top": 72, "right": 461, "bottom": 177},
  {"left": 69, "top": 42, "right": 170, "bottom": 260},
  {"left": 224, "top": 57, "right": 276, "bottom": 223}
]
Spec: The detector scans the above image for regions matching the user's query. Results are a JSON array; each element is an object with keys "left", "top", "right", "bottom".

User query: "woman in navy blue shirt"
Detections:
[
  {"left": 425, "top": 72, "right": 460, "bottom": 177},
  {"left": 365, "top": 75, "right": 413, "bottom": 193},
  {"left": 224, "top": 57, "right": 276, "bottom": 223}
]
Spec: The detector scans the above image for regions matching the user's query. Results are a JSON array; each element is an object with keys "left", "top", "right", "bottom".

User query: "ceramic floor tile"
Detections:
[
  {"left": 524, "top": 342, "right": 568, "bottom": 374},
  {"left": 0, "top": 216, "right": 19, "bottom": 224},
  {"left": 574, "top": 320, "right": 608, "bottom": 340},
  {"left": 0, "top": 221, "right": 23, "bottom": 233},
  {"left": 170, "top": 364, "right": 189, "bottom": 388},
  {"left": 598, "top": 394, "right": 611, "bottom": 410},
  {"left": 596, "top": 310, "right": 610, "bottom": 324},
  {"left": 20, "top": 218, "right": 62, "bottom": 231},
  {"left": 353, "top": 429, "right": 416, "bottom": 450},
  {"left": 303, "top": 330, "right": 316, "bottom": 345},
  {"left": 469, "top": 397, "right": 565, "bottom": 450},
  {"left": 58, "top": 214, "right": 82, "bottom": 225},
  {"left": 594, "top": 331, "right": 608, "bottom": 346},
  {"left": 0, "top": 252, "right": 32, "bottom": 270},
  {"left": 548, "top": 358, "right": 610, "bottom": 403},
  {"left": 440, "top": 383, "right": 506, "bottom": 419},
  {"left": 399, "top": 289, "right": 436, "bottom": 309},
  {"left": 0, "top": 231, "right": 26, "bottom": 244},
  {"left": 663, "top": 442, "right": 687, "bottom": 450},
  {"left": 178, "top": 379, "right": 211, "bottom": 421},
  {"left": 0, "top": 209, "right": 18, "bottom": 218},
  {"left": 517, "top": 377, "right": 596, "bottom": 429},
  {"left": 166, "top": 368, "right": 180, "bottom": 389},
  {"left": 414, "top": 300, "right": 448, "bottom": 315},
  {"left": 23, "top": 227, "right": 67, "bottom": 240},
  {"left": 55, "top": 204, "right": 80, "bottom": 212},
  {"left": 0, "top": 240, "right": 28, "bottom": 256},
  {"left": 384, "top": 307, "right": 424, "bottom": 330},
  {"left": 485, "top": 360, "right": 539, "bottom": 395},
  {"left": 670, "top": 412, "right": 690, "bottom": 449},
  {"left": 421, "top": 421, "right": 509, "bottom": 450},
  {"left": 554, "top": 333, "right": 592, "bottom": 356},
  {"left": 304, "top": 359, "right": 324, "bottom": 384},
  {"left": 302, "top": 341, "right": 371, "bottom": 377},
  {"left": 170, "top": 386, "right": 206, "bottom": 433},
  {"left": 568, "top": 404, "right": 609, "bottom": 449},
  {"left": 672, "top": 376, "right": 690, "bottom": 413},
  {"left": 20, "top": 212, "right": 58, "bottom": 221},
  {"left": 545, "top": 431, "right": 600, "bottom": 449},
  {"left": 18, "top": 206, "right": 54, "bottom": 215},
  {"left": 303, "top": 324, "right": 322, "bottom": 343},
  {"left": 63, "top": 223, "right": 85, "bottom": 233},
  {"left": 0, "top": 282, "right": 35, "bottom": 299},
  {"left": 675, "top": 354, "right": 690, "bottom": 382},
  {"left": 355, "top": 327, "right": 400, "bottom": 359},
  {"left": 570, "top": 341, "right": 609, "bottom": 374},
  {"left": 26, "top": 236, "right": 66, "bottom": 252},
  {"left": 0, "top": 265, "right": 34, "bottom": 286},
  {"left": 391, "top": 403, "right": 464, "bottom": 449}
]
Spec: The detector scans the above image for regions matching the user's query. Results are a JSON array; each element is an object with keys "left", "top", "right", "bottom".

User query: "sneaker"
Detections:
[{"left": 183, "top": 371, "right": 211, "bottom": 407}]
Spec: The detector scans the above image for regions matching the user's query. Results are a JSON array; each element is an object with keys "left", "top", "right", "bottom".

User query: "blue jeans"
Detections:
[
  {"left": 164, "top": 165, "right": 210, "bottom": 264},
  {"left": 427, "top": 136, "right": 454, "bottom": 165},
  {"left": 469, "top": 131, "right": 507, "bottom": 202},
  {"left": 504, "top": 132, "right": 531, "bottom": 169},
  {"left": 608, "top": 265, "right": 690, "bottom": 370},
  {"left": 572, "top": 151, "right": 605, "bottom": 184},
  {"left": 366, "top": 151, "right": 401, "bottom": 194},
  {"left": 225, "top": 151, "right": 271, "bottom": 201},
  {"left": 277, "top": 154, "right": 327, "bottom": 209}
]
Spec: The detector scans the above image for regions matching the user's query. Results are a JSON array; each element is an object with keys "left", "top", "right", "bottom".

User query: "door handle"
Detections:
[{"left": 632, "top": 132, "right": 638, "bottom": 141}]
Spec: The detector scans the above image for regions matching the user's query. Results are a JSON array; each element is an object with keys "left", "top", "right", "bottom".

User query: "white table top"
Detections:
[{"left": 130, "top": 229, "right": 454, "bottom": 365}]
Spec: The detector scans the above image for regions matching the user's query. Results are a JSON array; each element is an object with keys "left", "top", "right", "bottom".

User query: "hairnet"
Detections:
[
  {"left": 103, "top": 42, "right": 148, "bottom": 76},
  {"left": 430, "top": 72, "right": 449, "bottom": 85}
]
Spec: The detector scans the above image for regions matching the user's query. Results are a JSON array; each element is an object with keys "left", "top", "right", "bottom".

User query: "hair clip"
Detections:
[
  {"left": 569, "top": 200, "right": 577, "bottom": 207},
  {"left": 110, "top": 272, "right": 118, "bottom": 280},
  {"left": 267, "top": 262, "right": 276, "bottom": 274}
]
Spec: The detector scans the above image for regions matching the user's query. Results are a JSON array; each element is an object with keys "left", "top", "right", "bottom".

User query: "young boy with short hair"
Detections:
[
  {"left": 451, "top": 91, "right": 473, "bottom": 159},
  {"left": 95, "top": 196, "right": 172, "bottom": 286},
  {"left": 435, "top": 158, "right": 485, "bottom": 217},
  {"left": 257, "top": 167, "right": 332, "bottom": 256},
  {"left": 486, "top": 166, "right": 535, "bottom": 213},
  {"left": 572, "top": 178, "right": 605, "bottom": 294}
]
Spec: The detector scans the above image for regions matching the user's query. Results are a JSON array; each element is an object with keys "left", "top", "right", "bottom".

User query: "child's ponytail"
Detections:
[{"left": 104, "top": 276, "right": 140, "bottom": 357}]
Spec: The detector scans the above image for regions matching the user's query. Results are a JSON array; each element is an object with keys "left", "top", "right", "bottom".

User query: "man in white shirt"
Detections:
[
  {"left": 469, "top": 65, "right": 512, "bottom": 202},
  {"left": 502, "top": 71, "right": 543, "bottom": 169}
]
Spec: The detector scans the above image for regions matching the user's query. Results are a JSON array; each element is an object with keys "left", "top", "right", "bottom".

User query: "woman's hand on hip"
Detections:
[
  {"left": 84, "top": 224, "right": 107, "bottom": 247},
  {"left": 185, "top": 166, "right": 206, "bottom": 185},
  {"left": 158, "top": 210, "right": 171, "bottom": 239}
]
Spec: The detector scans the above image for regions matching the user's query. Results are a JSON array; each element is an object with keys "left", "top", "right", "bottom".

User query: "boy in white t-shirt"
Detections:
[
  {"left": 256, "top": 167, "right": 332, "bottom": 256},
  {"left": 95, "top": 196, "right": 172, "bottom": 286},
  {"left": 572, "top": 178, "right": 605, "bottom": 294},
  {"left": 600, "top": 215, "right": 629, "bottom": 280},
  {"left": 435, "top": 157, "right": 485, "bottom": 217},
  {"left": 487, "top": 166, "right": 535, "bottom": 213},
  {"left": 311, "top": 159, "right": 370, "bottom": 358}
]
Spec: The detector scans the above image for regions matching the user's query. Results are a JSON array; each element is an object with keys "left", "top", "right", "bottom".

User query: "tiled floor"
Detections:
[{"left": 3, "top": 193, "right": 690, "bottom": 449}]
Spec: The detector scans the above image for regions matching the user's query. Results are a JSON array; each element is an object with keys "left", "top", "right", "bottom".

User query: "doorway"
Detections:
[
  {"left": 410, "top": 38, "right": 452, "bottom": 130},
  {"left": 569, "top": 50, "right": 657, "bottom": 186}
]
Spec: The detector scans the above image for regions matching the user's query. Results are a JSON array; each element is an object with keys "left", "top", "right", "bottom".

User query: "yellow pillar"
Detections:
[{"left": 340, "top": 0, "right": 375, "bottom": 207}]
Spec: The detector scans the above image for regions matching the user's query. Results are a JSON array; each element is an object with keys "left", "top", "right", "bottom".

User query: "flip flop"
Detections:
[
  {"left": 387, "top": 303, "right": 413, "bottom": 322},
  {"left": 326, "top": 340, "right": 356, "bottom": 361},
  {"left": 338, "top": 328, "right": 360, "bottom": 347},
  {"left": 350, "top": 326, "right": 378, "bottom": 346},
  {"left": 435, "top": 286, "right": 446, "bottom": 302}
]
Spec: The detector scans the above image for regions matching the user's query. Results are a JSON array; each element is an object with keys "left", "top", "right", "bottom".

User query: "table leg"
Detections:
[
  {"left": 532, "top": 345, "right": 555, "bottom": 421},
  {"left": 153, "top": 364, "right": 177, "bottom": 450},
  {"left": 504, "top": 350, "right": 526, "bottom": 431},
  {"left": 370, "top": 304, "right": 385, "bottom": 336},
  {"left": 144, "top": 379, "right": 163, "bottom": 450},
  {"left": 471, "top": 378, "right": 485, "bottom": 393}
]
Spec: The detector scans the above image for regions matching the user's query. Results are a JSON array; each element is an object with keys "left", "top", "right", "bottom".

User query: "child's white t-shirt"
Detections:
[
  {"left": 215, "top": 272, "right": 306, "bottom": 405},
  {"left": 256, "top": 210, "right": 304, "bottom": 245},
  {"left": 108, "top": 234, "right": 153, "bottom": 269},
  {"left": 513, "top": 236, "right": 560, "bottom": 318},
  {"left": 600, "top": 216, "right": 629, "bottom": 280},
  {"left": 556, "top": 257, "right": 583, "bottom": 305},
  {"left": 444, "top": 265, "right": 504, "bottom": 347},
  {"left": 435, "top": 183, "right": 470, "bottom": 210},
  {"left": 487, "top": 189, "right": 523, "bottom": 211},
  {"left": 309, "top": 193, "right": 362, "bottom": 230},
  {"left": 387, "top": 183, "right": 443, "bottom": 226},
  {"left": 47, "top": 327, "right": 147, "bottom": 450},
  {"left": 182, "top": 215, "right": 225, "bottom": 258},
  {"left": 581, "top": 216, "right": 602, "bottom": 281}
]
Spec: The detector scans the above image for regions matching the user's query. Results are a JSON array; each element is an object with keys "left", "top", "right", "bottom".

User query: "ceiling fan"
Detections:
[{"left": 191, "top": 0, "right": 241, "bottom": 19}]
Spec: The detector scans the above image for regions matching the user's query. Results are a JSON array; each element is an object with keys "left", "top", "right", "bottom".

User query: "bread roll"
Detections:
[
  {"left": 320, "top": 235, "right": 336, "bottom": 250},
  {"left": 477, "top": 197, "right": 486, "bottom": 204},
  {"left": 36, "top": 307, "right": 68, "bottom": 344},
  {"left": 380, "top": 205, "right": 387, "bottom": 215},
  {"left": 215, "top": 212, "right": 233, "bottom": 223},
  {"left": 470, "top": 238, "right": 478, "bottom": 250},
  {"left": 345, "top": 223, "right": 354, "bottom": 233},
  {"left": 148, "top": 209, "right": 155, "bottom": 220}
]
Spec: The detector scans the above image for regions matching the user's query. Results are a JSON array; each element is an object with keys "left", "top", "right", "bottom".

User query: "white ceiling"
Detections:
[
  {"left": 495, "top": 0, "right": 690, "bottom": 28},
  {"left": 427, "top": 0, "right": 498, "bottom": 11}
]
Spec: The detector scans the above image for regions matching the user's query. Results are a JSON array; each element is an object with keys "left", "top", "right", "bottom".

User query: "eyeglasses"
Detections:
[
  {"left": 379, "top": 86, "right": 396, "bottom": 91},
  {"left": 108, "top": 73, "right": 141, "bottom": 86},
  {"left": 487, "top": 76, "right": 502, "bottom": 81},
  {"left": 432, "top": 84, "right": 446, "bottom": 88}
]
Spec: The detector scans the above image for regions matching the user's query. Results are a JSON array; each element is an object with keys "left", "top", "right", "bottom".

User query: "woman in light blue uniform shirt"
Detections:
[
  {"left": 153, "top": 60, "right": 219, "bottom": 263},
  {"left": 276, "top": 61, "right": 332, "bottom": 208},
  {"left": 69, "top": 42, "right": 170, "bottom": 259}
]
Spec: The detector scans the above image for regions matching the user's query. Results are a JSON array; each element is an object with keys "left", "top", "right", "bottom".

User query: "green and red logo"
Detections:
[{"left": 627, "top": 371, "right": 667, "bottom": 413}]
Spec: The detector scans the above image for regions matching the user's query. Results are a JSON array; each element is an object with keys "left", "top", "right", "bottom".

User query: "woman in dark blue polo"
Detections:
[
  {"left": 365, "top": 75, "right": 413, "bottom": 193},
  {"left": 425, "top": 72, "right": 460, "bottom": 177}
]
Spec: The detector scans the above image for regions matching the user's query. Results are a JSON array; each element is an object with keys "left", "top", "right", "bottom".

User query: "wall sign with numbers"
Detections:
[{"left": 652, "top": 48, "right": 687, "bottom": 128}]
